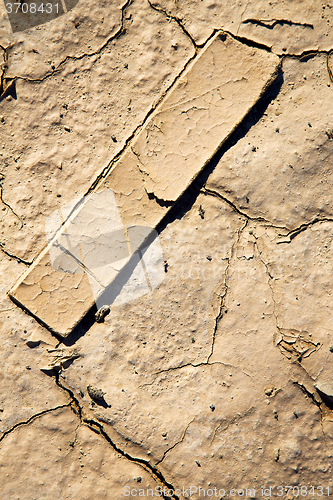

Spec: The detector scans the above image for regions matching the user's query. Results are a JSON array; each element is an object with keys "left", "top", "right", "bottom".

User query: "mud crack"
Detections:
[
  {"left": 155, "top": 419, "right": 195, "bottom": 466},
  {"left": 201, "top": 187, "right": 288, "bottom": 232},
  {"left": 277, "top": 217, "right": 333, "bottom": 244},
  {"left": 210, "top": 405, "right": 256, "bottom": 445},
  {"left": 242, "top": 18, "right": 314, "bottom": 30},
  {"left": 0, "top": 185, "right": 23, "bottom": 228},
  {"left": 0, "top": 44, "right": 13, "bottom": 98},
  {"left": 147, "top": 0, "right": 198, "bottom": 49},
  {"left": 55, "top": 373, "right": 181, "bottom": 500},
  {"left": 0, "top": 242, "right": 32, "bottom": 266},
  {"left": 0, "top": 404, "right": 71, "bottom": 443},
  {"left": 207, "top": 219, "right": 248, "bottom": 362},
  {"left": 0, "top": 0, "right": 132, "bottom": 100}
]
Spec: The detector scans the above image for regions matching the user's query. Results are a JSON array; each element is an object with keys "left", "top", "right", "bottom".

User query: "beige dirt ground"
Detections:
[{"left": 1, "top": 1, "right": 333, "bottom": 499}]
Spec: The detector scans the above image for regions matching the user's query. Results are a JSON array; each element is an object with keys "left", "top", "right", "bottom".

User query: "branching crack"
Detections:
[
  {"left": 55, "top": 374, "right": 181, "bottom": 500},
  {"left": 144, "top": 361, "right": 237, "bottom": 384},
  {"left": 207, "top": 219, "right": 247, "bottom": 362},
  {"left": 0, "top": 404, "right": 71, "bottom": 443},
  {"left": 200, "top": 187, "right": 288, "bottom": 232},
  {"left": 147, "top": 0, "right": 198, "bottom": 49}
]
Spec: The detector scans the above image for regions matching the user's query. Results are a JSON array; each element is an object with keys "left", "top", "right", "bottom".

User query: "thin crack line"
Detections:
[
  {"left": 206, "top": 219, "right": 248, "bottom": 362},
  {"left": 254, "top": 240, "right": 281, "bottom": 344},
  {"left": 237, "top": 0, "right": 250, "bottom": 36},
  {"left": 155, "top": 418, "right": 195, "bottom": 466},
  {"left": 314, "top": 349, "right": 329, "bottom": 382},
  {"left": 210, "top": 405, "right": 256, "bottom": 446},
  {"left": 52, "top": 240, "right": 105, "bottom": 287},
  {"left": 0, "top": 404, "right": 71, "bottom": 443},
  {"left": 139, "top": 361, "right": 238, "bottom": 390},
  {"left": 0, "top": 185, "right": 23, "bottom": 228},
  {"left": 55, "top": 374, "right": 181, "bottom": 500},
  {"left": 327, "top": 51, "right": 333, "bottom": 82},
  {"left": 207, "top": 293, "right": 225, "bottom": 363}
]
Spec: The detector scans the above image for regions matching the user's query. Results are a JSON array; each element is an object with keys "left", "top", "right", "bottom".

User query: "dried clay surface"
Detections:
[
  {"left": 9, "top": 32, "right": 280, "bottom": 336},
  {"left": 0, "top": 0, "right": 194, "bottom": 262},
  {"left": 151, "top": 0, "right": 333, "bottom": 54},
  {"left": 1, "top": 0, "right": 333, "bottom": 499}
]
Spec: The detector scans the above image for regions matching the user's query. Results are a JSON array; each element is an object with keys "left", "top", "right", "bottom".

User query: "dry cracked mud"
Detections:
[{"left": 1, "top": 1, "right": 333, "bottom": 499}]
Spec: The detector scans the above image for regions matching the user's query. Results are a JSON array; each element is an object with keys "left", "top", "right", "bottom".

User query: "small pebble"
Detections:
[
  {"left": 87, "top": 385, "right": 105, "bottom": 402},
  {"left": 95, "top": 305, "right": 111, "bottom": 323}
]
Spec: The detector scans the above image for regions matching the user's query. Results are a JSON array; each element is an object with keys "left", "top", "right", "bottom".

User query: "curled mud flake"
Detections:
[
  {"left": 198, "top": 204, "right": 205, "bottom": 219},
  {"left": 40, "top": 347, "right": 81, "bottom": 373},
  {"left": 87, "top": 385, "right": 106, "bottom": 402},
  {"left": 95, "top": 305, "right": 111, "bottom": 323}
]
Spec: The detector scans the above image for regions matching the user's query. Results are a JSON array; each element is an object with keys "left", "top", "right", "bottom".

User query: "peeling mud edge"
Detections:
[
  {"left": 10, "top": 39, "right": 283, "bottom": 340},
  {"left": 7, "top": 291, "right": 69, "bottom": 339},
  {"left": 156, "top": 62, "right": 283, "bottom": 234},
  {"left": 91, "top": 28, "right": 279, "bottom": 205},
  {"left": 0, "top": 4, "right": 200, "bottom": 257},
  {"left": 2, "top": 26, "right": 281, "bottom": 270},
  {"left": 292, "top": 377, "right": 333, "bottom": 442},
  {"left": 55, "top": 373, "right": 180, "bottom": 500},
  {"left": 0, "top": 43, "right": 10, "bottom": 97}
]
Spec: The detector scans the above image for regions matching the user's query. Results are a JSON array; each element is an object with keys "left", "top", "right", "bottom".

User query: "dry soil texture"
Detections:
[{"left": 1, "top": 1, "right": 333, "bottom": 499}]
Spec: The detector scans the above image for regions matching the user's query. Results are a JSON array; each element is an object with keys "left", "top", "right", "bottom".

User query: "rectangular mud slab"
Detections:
[{"left": 9, "top": 32, "right": 280, "bottom": 337}]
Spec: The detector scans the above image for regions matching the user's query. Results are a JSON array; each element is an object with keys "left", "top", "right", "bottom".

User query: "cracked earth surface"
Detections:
[{"left": 1, "top": 0, "right": 333, "bottom": 499}]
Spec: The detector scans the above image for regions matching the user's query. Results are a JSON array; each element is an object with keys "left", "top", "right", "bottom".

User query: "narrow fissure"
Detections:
[{"left": 55, "top": 373, "right": 180, "bottom": 500}]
